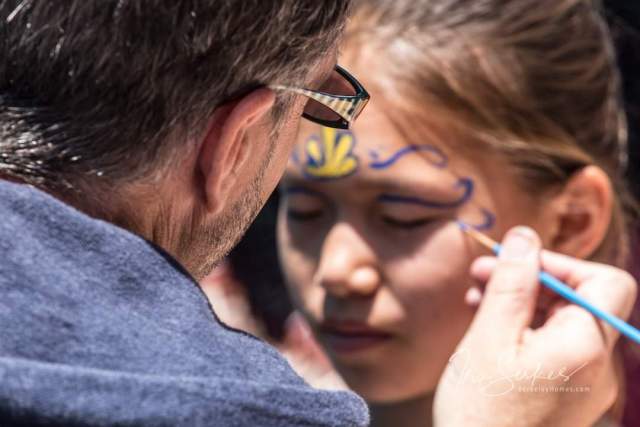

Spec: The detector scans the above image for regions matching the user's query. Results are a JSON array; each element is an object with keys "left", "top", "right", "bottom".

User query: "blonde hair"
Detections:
[{"left": 347, "top": 0, "right": 634, "bottom": 268}]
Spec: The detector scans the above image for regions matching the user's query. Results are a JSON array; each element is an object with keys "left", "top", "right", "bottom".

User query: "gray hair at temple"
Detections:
[{"left": 0, "top": 0, "right": 350, "bottom": 194}]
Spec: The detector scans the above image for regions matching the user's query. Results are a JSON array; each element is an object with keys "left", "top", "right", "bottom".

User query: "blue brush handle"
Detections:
[{"left": 491, "top": 243, "right": 640, "bottom": 345}]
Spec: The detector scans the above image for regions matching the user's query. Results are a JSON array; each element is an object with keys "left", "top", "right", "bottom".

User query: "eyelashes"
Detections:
[
  {"left": 381, "top": 216, "right": 434, "bottom": 229},
  {"left": 286, "top": 209, "right": 323, "bottom": 222}
]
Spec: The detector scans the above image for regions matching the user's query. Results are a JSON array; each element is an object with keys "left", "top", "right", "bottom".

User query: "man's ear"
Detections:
[
  {"left": 547, "top": 165, "right": 613, "bottom": 259},
  {"left": 198, "top": 88, "right": 276, "bottom": 215}
]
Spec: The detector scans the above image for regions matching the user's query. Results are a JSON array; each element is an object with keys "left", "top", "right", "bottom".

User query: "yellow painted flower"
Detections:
[{"left": 304, "top": 127, "right": 358, "bottom": 179}]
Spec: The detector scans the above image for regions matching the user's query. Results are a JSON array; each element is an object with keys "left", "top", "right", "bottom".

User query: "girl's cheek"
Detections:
[
  {"left": 385, "top": 235, "right": 473, "bottom": 314},
  {"left": 280, "top": 246, "right": 320, "bottom": 308},
  {"left": 278, "top": 235, "right": 305, "bottom": 295},
  {"left": 390, "top": 255, "right": 475, "bottom": 351}
]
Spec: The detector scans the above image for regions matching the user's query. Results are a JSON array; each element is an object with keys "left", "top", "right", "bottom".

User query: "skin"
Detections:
[
  {"left": 4, "top": 10, "right": 634, "bottom": 427},
  {"left": 435, "top": 228, "right": 636, "bottom": 427},
  {"left": 111, "top": 53, "right": 337, "bottom": 280},
  {"left": 277, "top": 64, "right": 622, "bottom": 426}
]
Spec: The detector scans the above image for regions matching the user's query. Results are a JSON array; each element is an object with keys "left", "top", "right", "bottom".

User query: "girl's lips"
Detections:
[{"left": 319, "top": 321, "right": 393, "bottom": 354}]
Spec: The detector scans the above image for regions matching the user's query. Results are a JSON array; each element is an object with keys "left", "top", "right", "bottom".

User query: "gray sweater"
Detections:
[{"left": 0, "top": 180, "right": 369, "bottom": 426}]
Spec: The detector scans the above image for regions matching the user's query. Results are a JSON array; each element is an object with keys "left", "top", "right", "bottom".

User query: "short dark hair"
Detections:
[{"left": 0, "top": 1, "right": 350, "bottom": 192}]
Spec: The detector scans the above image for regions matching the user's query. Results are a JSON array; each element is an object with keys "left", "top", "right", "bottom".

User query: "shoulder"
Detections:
[{"left": 0, "top": 355, "right": 370, "bottom": 426}]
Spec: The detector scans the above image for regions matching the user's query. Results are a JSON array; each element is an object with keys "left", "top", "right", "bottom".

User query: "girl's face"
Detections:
[{"left": 277, "top": 96, "right": 546, "bottom": 402}]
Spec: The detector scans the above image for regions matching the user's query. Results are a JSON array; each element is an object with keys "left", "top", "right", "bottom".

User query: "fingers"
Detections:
[
  {"left": 469, "top": 256, "right": 497, "bottom": 283},
  {"left": 466, "top": 226, "right": 638, "bottom": 349},
  {"left": 472, "top": 248, "right": 637, "bottom": 327},
  {"left": 471, "top": 250, "right": 605, "bottom": 289},
  {"left": 464, "top": 286, "right": 483, "bottom": 307},
  {"left": 541, "top": 255, "right": 638, "bottom": 339},
  {"left": 469, "top": 226, "right": 542, "bottom": 346},
  {"left": 539, "top": 250, "right": 614, "bottom": 288},
  {"left": 541, "top": 268, "right": 637, "bottom": 350}
]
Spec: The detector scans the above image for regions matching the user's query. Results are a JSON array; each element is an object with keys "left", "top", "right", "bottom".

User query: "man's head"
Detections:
[{"left": 0, "top": 0, "right": 351, "bottom": 278}]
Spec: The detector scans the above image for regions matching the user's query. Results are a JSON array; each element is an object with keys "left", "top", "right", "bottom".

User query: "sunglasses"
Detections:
[{"left": 270, "top": 65, "right": 370, "bottom": 129}]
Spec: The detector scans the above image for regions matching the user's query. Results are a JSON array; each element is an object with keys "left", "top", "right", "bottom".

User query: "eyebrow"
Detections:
[
  {"left": 282, "top": 173, "right": 475, "bottom": 208},
  {"left": 282, "top": 174, "right": 441, "bottom": 195}
]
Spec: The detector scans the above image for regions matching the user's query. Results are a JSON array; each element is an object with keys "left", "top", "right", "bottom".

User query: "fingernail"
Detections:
[{"left": 501, "top": 227, "right": 536, "bottom": 260}]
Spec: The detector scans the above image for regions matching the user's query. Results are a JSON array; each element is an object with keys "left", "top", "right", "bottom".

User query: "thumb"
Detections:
[{"left": 469, "top": 226, "right": 542, "bottom": 346}]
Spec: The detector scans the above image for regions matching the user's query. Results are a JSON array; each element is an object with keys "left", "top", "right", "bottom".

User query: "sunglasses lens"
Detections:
[{"left": 303, "top": 68, "right": 356, "bottom": 123}]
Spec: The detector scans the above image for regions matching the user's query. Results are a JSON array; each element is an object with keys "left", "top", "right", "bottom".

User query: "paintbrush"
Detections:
[{"left": 457, "top": 221, "right": 640, "bottom": 345}]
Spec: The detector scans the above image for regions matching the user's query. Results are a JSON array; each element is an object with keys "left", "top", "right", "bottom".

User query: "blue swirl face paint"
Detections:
[
  {"left": 466, "top": 208, "right": 496, "bottom": 231},
  {"left": 367, "top": 145, "right": 496, "bottom": 230},
  {"left": 369, "top": 145, "right": 448, "bottom": 170},
  {"left": 378, "top": 177, "right": 474, "bottom": 209},
  {"left": 289, "top": 128, "right": 496, "bottom": 231}
]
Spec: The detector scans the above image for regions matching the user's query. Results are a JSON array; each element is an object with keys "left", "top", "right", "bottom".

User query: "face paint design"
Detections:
[
  {"left": 472, "top": 209, "right": 496, "bottom": 231},
  {"left": 293, "top": 127, "right": 497, "bottom": 231},
  {"left": 377, "top": 177, "right": 474, "bottom": 209},
  {"left": 302, "top": 127, "right": 359, "bottom": 180},
  {"left": 368, "top": 145, "right": 495, "bottom": 230},
  {"left": 369, "top": 145, "right": 448, "bottom": 170}
]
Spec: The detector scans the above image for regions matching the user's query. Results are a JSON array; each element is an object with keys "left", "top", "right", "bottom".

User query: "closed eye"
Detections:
[
  {"left": 287, "top": 209, "right": 324, "bottom": 222},
  {"left": 382, "top": 216, "right": 433, "bottom": 229}
]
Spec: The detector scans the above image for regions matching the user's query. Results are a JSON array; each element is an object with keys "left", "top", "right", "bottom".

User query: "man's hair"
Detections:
[{"left": 0, "top": 1, "right": 350, "bottom": 192}]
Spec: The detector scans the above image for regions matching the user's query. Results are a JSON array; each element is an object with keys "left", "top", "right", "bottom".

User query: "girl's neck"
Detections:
[{"left": 370, "top": 392, "right": 434, "bottom": 427}]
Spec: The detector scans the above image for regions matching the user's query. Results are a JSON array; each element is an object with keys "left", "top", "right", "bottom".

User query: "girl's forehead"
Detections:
[
  {"left": 310, "top": 99, "right": 418, "bottom": 144},
  {"left": 287, "top": 128, "right": 461, "bottom": 199},
  {"left": 291, "top": 102, "right": 455, "bottom": 184},
  {"left": 286, "top": 104, "right": 498, "bottom": 231}
]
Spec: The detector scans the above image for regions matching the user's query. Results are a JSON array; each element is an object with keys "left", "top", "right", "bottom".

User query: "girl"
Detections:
[{"left": 277, "top": 0, "right": 636, "bottom": 425}]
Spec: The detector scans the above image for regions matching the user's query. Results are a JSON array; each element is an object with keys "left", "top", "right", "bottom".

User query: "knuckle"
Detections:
[
  {"left": 582, "top": 345, "right": 609, "bottom": 372},
  {"left": 488, "top": 264, "right": 536, "bottom": 297},
  {"left": 487, "top": 281, "right": 531, "bottom": 306},
  {"left": 607, "top": 270, "right": 638, "bottom": 313},
  {"left": 618, "top": 271, "right": 638, "bottom": 299},
  {"left": 561, "top": 334, "right": 609, "bottom": 374},
  {"left": 489, "top": 273, "right": 529, "bottom": 293},
  {"left": 603, "top": 268, "right": 634, "bottom": 290}
]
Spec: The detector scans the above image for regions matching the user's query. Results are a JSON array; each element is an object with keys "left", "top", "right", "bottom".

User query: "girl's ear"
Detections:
[{"left": 546, "top": 166, "right": 613, "bottom": 259}]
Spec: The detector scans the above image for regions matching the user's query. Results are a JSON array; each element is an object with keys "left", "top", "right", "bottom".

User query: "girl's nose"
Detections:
[{"left": 315, "top": 223, "right": 381, "bottom": 298}]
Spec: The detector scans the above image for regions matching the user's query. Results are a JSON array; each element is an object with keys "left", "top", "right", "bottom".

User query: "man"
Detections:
[
  {"left": 0, "top": 1, "right": 369, "bottom": 425},
  {"left": 0, "top": 1, "right": 636, "bottom": 427}
]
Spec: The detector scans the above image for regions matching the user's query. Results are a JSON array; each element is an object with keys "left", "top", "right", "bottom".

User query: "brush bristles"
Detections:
[{"left": 456, "top": 221, "right": 497, "bottom": 252}]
